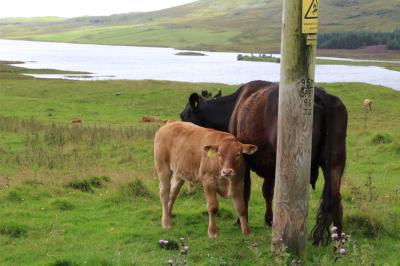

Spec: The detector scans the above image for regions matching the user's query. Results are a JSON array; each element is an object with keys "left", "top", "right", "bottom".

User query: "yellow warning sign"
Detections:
[{"left": 302, "top": 0, "right": 319, "bottom": 34}]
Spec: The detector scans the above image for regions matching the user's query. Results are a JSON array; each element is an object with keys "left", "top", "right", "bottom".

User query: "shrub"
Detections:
[
  {"left": 0, "top": 223, "right": 27, "bottom": 238},
  {"left": 66, "top": 179, "right": 93, "bottom": 192},
  {"left": 48, "top": 260, "right": 79, "bottom": 266},
  {"left": 121, "top": 179, "right": 153, "bottom": 199},
  {"left": 7, "top": 191, "right": 23, "bottom": 202},
  {"left": 52, "top": 200, "right": 75, "bottom": 211},
  {"left": 89, "top": 175, "right": 110, "bottom": 188},
  {"left": 66, "top": 175, "right": 110, "bottom": 192},
  {"left": 345, "top": 213, "right": 383, "bottom": 237},
  {"left": 371, "top": 133, "right": 393, "bottom": 144}
]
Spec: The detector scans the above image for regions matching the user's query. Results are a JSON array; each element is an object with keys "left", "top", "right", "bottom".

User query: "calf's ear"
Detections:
[
  {"left": 203, "top": 145, "right": 219, "bottom": 158},
  {"left": 189, "top": 93, "right": 200, "bottom": 110},
  {"left": 242, "top": 144, "right": 258, "bottom": 155}
]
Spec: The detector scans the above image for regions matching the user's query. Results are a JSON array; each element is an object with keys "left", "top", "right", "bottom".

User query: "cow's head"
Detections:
[
  {"left": 180, "top": 91, "right": 223, "bottom": 126},
  {"left": 203, "top": 139, "right": 257, "bottom": 178},
  {"left": 180, "top": 93, "right": 207, "bottom": 126}
]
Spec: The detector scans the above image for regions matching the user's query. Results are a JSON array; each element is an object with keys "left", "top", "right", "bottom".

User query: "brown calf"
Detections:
[
  {"left": 71, "top": 118, "right": 82, "bottom": 124},
  {"left": 141, "top": 117, "right": 164, "bottom": 123},
  {"left": 154, "top": 121, "right": 257, "bottom": 239}
]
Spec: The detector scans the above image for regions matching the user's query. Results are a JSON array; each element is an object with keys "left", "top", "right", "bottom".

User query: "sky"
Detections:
[{"left": 0, "top": 0, "right": 197, "bottom": 18}]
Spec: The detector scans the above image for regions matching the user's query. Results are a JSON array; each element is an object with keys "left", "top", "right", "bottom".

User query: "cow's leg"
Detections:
[
  {"left": 330, "top": 165, "right": 344, "bottom": 234},
  {"left": 203, "top": 179, "right": 219, "bottom": 239},
  {"left": 231, "top": 180, "right": 251, "bottom": 236},
  {"left": 168, "top": 175, "right": 184, "bottom": 216},
  {"left": 262, "top": 177, "right": 275, "bottom": 226},
  {"left": 157, "top": 167, "right": 173, "bottom": 229},
  {"left": 312, "top": 162, "right": 344, "bottom": 245}
]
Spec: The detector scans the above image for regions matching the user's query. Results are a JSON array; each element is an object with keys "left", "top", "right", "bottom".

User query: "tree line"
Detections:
[{"left": 318, "top": 29, "right": 400, "bottom": 50}]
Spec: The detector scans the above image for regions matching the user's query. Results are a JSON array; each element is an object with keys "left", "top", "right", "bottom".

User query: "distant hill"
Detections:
[{"left": 0, "top": 0, "right": 399, "bottom": 52}]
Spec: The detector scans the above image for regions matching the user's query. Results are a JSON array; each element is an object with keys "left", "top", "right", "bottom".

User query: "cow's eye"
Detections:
[{"left": 236, "top": 153, "right": 241, "bottom": 158}]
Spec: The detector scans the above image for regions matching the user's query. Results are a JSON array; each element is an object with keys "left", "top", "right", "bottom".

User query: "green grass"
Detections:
[
  {"left": 28, "top": 25, "right": 240, "bottom": 51},
  {"left": 0, "top": 61, "right": 399, "bottom": 264},
  {"left": 0, "top": 61, "right": 91, "bottom": 78}
]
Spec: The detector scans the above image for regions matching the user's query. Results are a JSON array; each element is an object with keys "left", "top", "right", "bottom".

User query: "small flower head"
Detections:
[
  {"left": 331, "top": 226, "right": 338, "bottom": 233},
  {"left": 291, "top": 258, "right": 303, "bottom": 265},
  {"left": 180, "top": 237, "right": 185, "bottom": 242},
  {"left": 167, "top": 258, "right": 174, "bottom": 265},
  {"left": 159, "top": 239, "right": 164, "bottom": 244},
  {"left": 341, "top": 238, "right": 346, "bottom": 244},
  {"left": 251, "top": 242, "right": 257, "bottom": 248},
  {"left": 341, "top": 232, "right": 346, "bottom": 238},
  {"left": 183, "top": 245, "right": 189, "bottom": 252},
  {"left": 339, "top": 248, "right": 347, "bottom": 255},
  {"left": 164, "top": 240, "right": 169, "bottom": 244},
  {"left": 331, "top": 233, "right": 339, "bottom": 240}
]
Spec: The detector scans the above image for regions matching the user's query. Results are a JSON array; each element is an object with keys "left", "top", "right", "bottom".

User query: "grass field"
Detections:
[{"left": 0, "top": 61, "right": 399, "bottom": 265}]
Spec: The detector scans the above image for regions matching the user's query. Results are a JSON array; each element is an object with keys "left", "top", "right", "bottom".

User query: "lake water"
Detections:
[{"left": 0, "top": 39, "right": 399, "bottom": 91}]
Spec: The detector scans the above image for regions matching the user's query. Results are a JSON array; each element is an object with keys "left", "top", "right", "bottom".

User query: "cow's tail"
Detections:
[{"left": 311, "top": 91, "right": 333, "bottom": 246}]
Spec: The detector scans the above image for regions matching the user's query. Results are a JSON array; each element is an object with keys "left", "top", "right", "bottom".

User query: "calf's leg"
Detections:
[
  {"left": 157, "top": 166, "right": 173, "bottom": 229},
  {"left": 168, "top": 175, "right": 184, "bottom": 215},
  {"left": 203, "top": 180, "right": 219, "bottom": 239},
  {"left": 231, "top": 180, "right": 251, "bottom": 236}
]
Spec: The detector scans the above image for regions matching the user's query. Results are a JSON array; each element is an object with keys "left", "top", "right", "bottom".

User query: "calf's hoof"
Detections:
[
  {"left": 242, "top": 228, "right": 251, "bottom": 236},
  {"left": 162, "top": 219, "right": 172, "bottom": 230},
  {"left": 208, "top": 230, "right": 218, "bottom": 240},
  {"left": 162, "top": 224, "right": 172, "bottom": 230}
]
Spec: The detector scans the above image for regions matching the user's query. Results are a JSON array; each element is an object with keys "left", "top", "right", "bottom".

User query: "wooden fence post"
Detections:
[{"left": 272, "top": 0, "right": 318, "bottom": 257}]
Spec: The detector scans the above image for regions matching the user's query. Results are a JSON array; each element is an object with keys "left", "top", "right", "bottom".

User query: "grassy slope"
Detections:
[
  {"left": 0, "top": 0, "right": 399, "bottom": 54},
  {"left": 0, "top": 62, "right": 399, "bottom": 265}
]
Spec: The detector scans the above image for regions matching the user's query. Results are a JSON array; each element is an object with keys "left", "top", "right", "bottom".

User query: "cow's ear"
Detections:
[
  {"left": 213, "top": 89, "right": 222, "bottom": 98},
  {"left": 189, "top": 93, "right": 200, "bottom": 110},
  {"left": 242, "top": 144, "right": 258, "bottom": 155},
  {"left": 203, "top": 145, "right": 219, "bottom": 158}
]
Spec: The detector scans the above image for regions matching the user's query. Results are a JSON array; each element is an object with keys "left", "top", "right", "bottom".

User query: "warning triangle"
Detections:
[{"left": 305, "top": 0, "right": 319, "bottom": 19}]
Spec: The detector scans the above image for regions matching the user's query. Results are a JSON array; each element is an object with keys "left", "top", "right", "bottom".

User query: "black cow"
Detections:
[{"left": 180, "top": 80, "right": 348, "bottom": 245}]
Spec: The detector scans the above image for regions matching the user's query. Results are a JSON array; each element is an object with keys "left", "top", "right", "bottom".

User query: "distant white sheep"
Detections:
[{"left": 363, "top": 99, "right": 373, "bottom": 111}]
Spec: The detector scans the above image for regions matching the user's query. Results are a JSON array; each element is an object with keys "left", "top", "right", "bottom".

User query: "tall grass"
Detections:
[{"left": 0, "top": 115, "right": 159, "bottom": 172}]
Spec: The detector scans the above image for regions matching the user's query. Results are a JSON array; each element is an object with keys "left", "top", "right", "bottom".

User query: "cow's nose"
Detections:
[{"left": 221, "top": 168, "right": 234, "bottom": 177}]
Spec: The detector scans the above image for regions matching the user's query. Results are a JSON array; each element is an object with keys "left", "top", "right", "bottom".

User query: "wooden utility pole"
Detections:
[{"left": 272, "top": 0, "right": 319, "bottom": 257}]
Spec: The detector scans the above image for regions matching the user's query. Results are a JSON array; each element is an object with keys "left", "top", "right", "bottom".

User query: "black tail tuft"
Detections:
[{"left": 311, "top": 201, "right": 332, "bottom": 246}]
